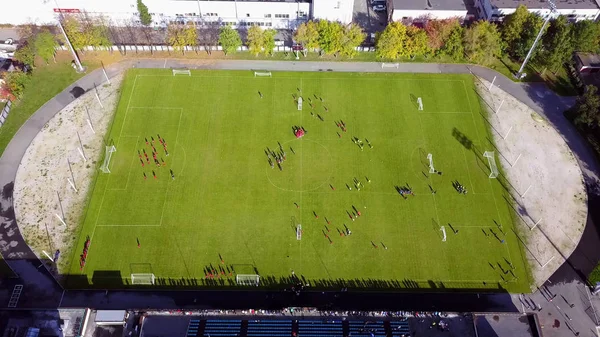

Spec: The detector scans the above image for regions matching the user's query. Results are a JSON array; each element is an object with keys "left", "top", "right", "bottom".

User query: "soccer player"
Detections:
[
  {"left": 170, "top": 169, "right": 175, "bottom": 180},
  {"left": 140, "top": 158, "right": 144, "bottom": 167},
  {"left": 143, "top": 172, "right": 147, "bottom": 180},
  {"left": 152, "top": 171, "right": 157, "bottom": 179}
]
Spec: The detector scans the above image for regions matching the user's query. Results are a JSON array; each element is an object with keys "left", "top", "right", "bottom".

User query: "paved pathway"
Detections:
[{"left": 0, "top": 60, "right": 597, "bottom": 332}]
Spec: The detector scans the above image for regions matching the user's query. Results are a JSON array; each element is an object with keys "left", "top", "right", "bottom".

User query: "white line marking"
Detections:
[{"left": 158, "top": 107, "right": 184, "bottom": 227}]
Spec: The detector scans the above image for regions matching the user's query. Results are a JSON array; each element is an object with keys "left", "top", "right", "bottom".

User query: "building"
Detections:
[
  {"left": 474, "top": 0, "right": 600, "bottom": 22},
  {"left": 0, "top": 0, "right": 353, "bottom": 29},
  {"left": 390, "top": 0, "right": 469, "bottom": 22}
]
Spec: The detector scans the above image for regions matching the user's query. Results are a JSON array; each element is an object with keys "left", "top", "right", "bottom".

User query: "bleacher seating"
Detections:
[
  {"left": 389, "top": 320, "right": 411, "bottom": 337},
  {"left": 348, "top": 320, "right": 386, "bottom": 337},
  {"left": 186, "top": 319, "right": 200, "bottom": 337},
  {"left": 246, "top": 320, "right": 292, "bottom": 337},
  {"left": 297, "top": 320, "right": 343, "bottom": 337},
  {"left": 203, "top": 319, "right": 242, "bottom": 337}
]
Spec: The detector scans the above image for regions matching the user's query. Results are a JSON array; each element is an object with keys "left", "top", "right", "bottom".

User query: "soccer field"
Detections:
[{"left": 68, "top": 69, "right": 530, "bottom": 292}]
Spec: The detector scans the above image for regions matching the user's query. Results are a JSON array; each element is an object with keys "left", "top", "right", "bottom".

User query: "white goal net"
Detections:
[
  {"left": 381, "top": 63, "right": 399, "bottom": 69},
  {"left": 236, "top": 274, "right": 260, "bottom": 286},
  {"left": 298, "top": 97, "right": 303, "bottom": 111},
  {"left": 417, "top": 97, "right": 423, "bottom": 111},
  {"left": 172, "top": 69, "right": 191, "bottom": 76},
  {"left": 483, "top": 151, "right": 499, "bottom": 178},
  {"left": 254, "top": 71, "right": 272, "bottom": 77},
  {"left": 100, "top": 145, "right": 117, "bottom": 173},
  {"left": 131, "top": 273, "right": 156, "bottom": 285},
  {"left": 297, "top": 224, "right": 302, "bottom": 240},
  {"left": 440, "top": 226, "right": 447, "bottom": 242}
]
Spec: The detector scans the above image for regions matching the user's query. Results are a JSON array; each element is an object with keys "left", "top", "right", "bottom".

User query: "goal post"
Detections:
[
  {"left": 440, "top": 226, "right": 447, "bottom": 242},
  {"left": 483, "top": 151, "right": 499, "bottom": 178},
  {"left": 427, "top": 153, "right": 435, "bottom": 174},
  {"left": 381, "top": 63, "right": 399, "bottom": 69},
  {"left": 296, "top": 224, "right": 302, "bottom": 240},
  {"left": 254, "top": 71, "right": 272, "bottom": 77},
  {"left": 297, "top": 97, "right": 303, "bottom": 111},
  {"left": 236, "top": 274, "right": 260, "bottom": 286},
  {"left": 417, "top": 97, "right": 423, "bottom": 111},
  {"left": 100, "top": 145, "right": 117, "bottom": 173},
  {"left": 172, "top": 69, "right": 191, "bottom": 76},
  {"left": 131, "top": 273, "right": 156, "bottom": 285}
]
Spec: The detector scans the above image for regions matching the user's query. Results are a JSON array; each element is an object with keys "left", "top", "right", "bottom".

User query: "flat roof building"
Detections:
[{"left": 474, "top": 0, "right": 600, "bottom": 21}]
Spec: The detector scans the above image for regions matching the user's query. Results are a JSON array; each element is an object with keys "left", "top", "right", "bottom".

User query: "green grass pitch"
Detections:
[{"left": 68, "top": 69, "right": 530, "bottom": 292}]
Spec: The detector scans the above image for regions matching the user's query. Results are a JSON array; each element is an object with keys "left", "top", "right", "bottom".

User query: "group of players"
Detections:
[{"left": 139, "top": 134, "right": 175, "bottom": 180}]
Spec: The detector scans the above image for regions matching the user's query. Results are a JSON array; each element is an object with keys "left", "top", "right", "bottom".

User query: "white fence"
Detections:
[
  {"left": 0, "top": 100, "right": 12, "bottom": 128},
  {"left": 55, "top": 45, "right": 377, "bottom": 53}
]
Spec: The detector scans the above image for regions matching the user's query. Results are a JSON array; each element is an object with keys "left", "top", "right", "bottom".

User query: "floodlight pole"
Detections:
[
  {"left": 515, "top": 0, "right": 557, "bottom": 80},
  {"left": 54, "top": 0, "right": 84, "bottom": 73}
]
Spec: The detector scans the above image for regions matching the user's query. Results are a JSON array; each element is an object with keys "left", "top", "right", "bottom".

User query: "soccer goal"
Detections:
[
  {"left": 131, "top": 273, "right": 156, "bottom": 285},
  {"left": 417, "top": 97, "right": 423, "bottom": 111},
  {"left": 172, "top": 69, "right": 191, "bottom": 76},
  {"left": 440, "top": 226, "right": 447, "bottom": 242},
  {"left": 483, "top": 151, "right": 499, "bottom": 178},
  {"left": 236, "top": 274, "right": 260, "bottom": 286},
  {"left": 296, "top": 224, "right": 302, "bottom": 240},
  {"left": 297, "top": 97, "right": 303, "bottom": 111},
  {"left": 100, "top": 145, "right": 117, "bottom": 173},
  {"left": 427, "top": 153, "right": 435, "bottom": 174},
  {"left": 254, "top": 71, "right": 272, "bottom": 77},
  {"left": 381, "top": 63, "right": 399, "bottom": 69}
]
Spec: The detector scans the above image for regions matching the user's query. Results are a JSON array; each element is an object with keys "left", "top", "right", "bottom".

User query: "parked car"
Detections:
[{"left": 372, "top": 1, "right": 386, "bottom": 12}]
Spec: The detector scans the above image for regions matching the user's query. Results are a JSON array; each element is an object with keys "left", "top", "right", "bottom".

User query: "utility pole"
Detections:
[{"left": 515, "top": 0, "right": 556, "bottom": 80}]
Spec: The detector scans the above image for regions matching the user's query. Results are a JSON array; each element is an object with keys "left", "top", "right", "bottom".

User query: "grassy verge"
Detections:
[{"left": 0, "top": 58, "right": 100, "bottom": 157}]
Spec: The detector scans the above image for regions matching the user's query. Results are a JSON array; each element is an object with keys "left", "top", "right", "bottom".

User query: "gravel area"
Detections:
[
  {"left": 12, "top": 75, "right": 123, "bottom": 276},
  {"left": 476, "top": 79, "right": 587, "bottom": 288}
]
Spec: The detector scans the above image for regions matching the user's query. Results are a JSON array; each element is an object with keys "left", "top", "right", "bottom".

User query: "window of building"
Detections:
[
  {"left": 247, "top": 13, "right": 250, "bottom": 17},
  {"left": 265, "top": 14, "right": 271, "bottom": 18},
  {"left": 274, "top": 14, "right": 290, "bottom": 18},
  {"left": 297, "top": 11, "right": 307, "bottom": 18},
  {"left": 266, "top": 22, "right": 272, "bottom": 26}
]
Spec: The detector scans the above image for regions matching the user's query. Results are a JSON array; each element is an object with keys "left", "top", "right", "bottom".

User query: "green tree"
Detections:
[
  {"left": 13, "top": 43, "right": 35, "bottom": 68},
  {"left": 62, "top": 16, "right": 87, "bottom": 51},
  {"left": 137, "top": 0, "right": 152, "bottom": 26},
  {"left": 463, "top": 21, "right": 502, "bottom": 66},
  {"left": 2, "top": 71, "right": 30, "bottom": 98},
  {"left": 317, "top": 20, "right": 344, "bottom": 56},
  {"left": 538, "top": 16, "right": 572, "bottom": 73},
  {"left": 34, "top": 31, "right": 57, "bottom": 64},
  {"left": 405, "top": 25, "right": 429, "bottom": 58},
  {"left": 89, "top": 23, "right": 111, "bottom": 48},
  {"left": 263, "top": 29, "right": 277, "bottom": 56},
  {"left": 513, "top": 13, "right": 543, "bottom": 60},
  {"left": 167, "top": 24, "right": 186, "bottom": 54},
  {"left": 294, "top": 21, "right": 320, "bottom": 54},
  {"left": 572, "top": 85, "right": 600, "bottom": 128},
  {"left": 375, "top": 22, "right": 407, "bottom": 60},
  {"left": 501, "top": 5, "right": 529, "bottom": 50},
  {"left": 424, "top": 18, "right": 460, "bottom": 52},
  {"left": 183, "top": 23, "right": 198, "bottom": 52},
  {"left": 571, "top": 20, "right": 600, "bottom": 53},
  {"left": 439, "top": 25, "right": 464, "bottom": 61},
  {"left": 340, "top": 23, "right": 365, "bottom": 57},
  {"left": 218, "top": 26, "right": 242, "bottom": 55},
  {"left": 247, "top": 25, "right": 264, "bottom": 56}
]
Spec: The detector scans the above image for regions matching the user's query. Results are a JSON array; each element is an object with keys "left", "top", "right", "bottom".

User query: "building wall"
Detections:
[
  {"left": 312, "top": 0, "right": 353, "bottom": 24},
  {"left": 474, "top": 0, "right": 600, "bottom": 21},
  {"left": 390, "top": 9, "right": 467, "bottom": 21},
  {"left": 0, "top": 0, "right": 310, "bottom": 29}
]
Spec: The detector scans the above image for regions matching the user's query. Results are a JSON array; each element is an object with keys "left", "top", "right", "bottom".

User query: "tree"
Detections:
[
  {"left": 183, "top": 23, "right": 198, "bottom": 53},
  {"left": 572, "top": 85, "right": 600, "bottom": 128},
  {"left": 404, "top": 25, "right": 429, "bottom": 58},
  {"left": 2, "top": 71, "right": 30, "bottom": 98},
  {"left": 62, "top": 15, "right": 87, "bottom": 51},
  {"left": 513, "top": 13, "right": 543, "bottom": 60},
  {"left": 33, "top": 31, "right": 57, "bottom": 64},
  {"left": 294, "top": 21, "right": 319, "bottom": 54},
  {"left": 463, "top": 21, "right": 502, "bottom": 66},
  {"left": 439, "top": 25, "right": 464, "bottom": 61},
  {"left": 247, "top": 25, "right": 264, "bottom": 56},
  {"left": 13, "top": 43, "right": 35, "bottom": 68},
  {"left": 501, "top": 5, "right": 529, "bottom": 50},
  {"left": 294, "top": 21, "right": 319, "bottom": 52},
  {"left": 340, "top": 23, "right": 365, "bottom": 57},
  {"left": 424, "top": 18, "right": 460, "bottom": 52},
  {"left": 263, "top": 29, "right": 277, "bottom": 56},
  {"left": 167, "top": 24, "right": 186, "bottom": 54},
  {"left": 571, "top": 20, "right": 600, "bottom": 53},
  {"left": 537, "top": 16, "right": 572, "bottom": 73},
  {"left": 137, "top": 0, "right": 152, "bottom": 26},
  {"left": 375, "top": 22, "right": 407, "bottom": 60},
  {"left": 218, "top": 26, "right": 242, "bottom": 55},
  {"left": 317, "top": 20, "right": 344, "bottom": 56}
]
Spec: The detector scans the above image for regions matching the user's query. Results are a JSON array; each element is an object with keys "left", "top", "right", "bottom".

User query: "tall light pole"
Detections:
[
  {"left": 515, "top": 0, "right": 557, "bottom": 80},
  {"left": 54, "top": 0, "right": 85, "bottom": 73}
]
